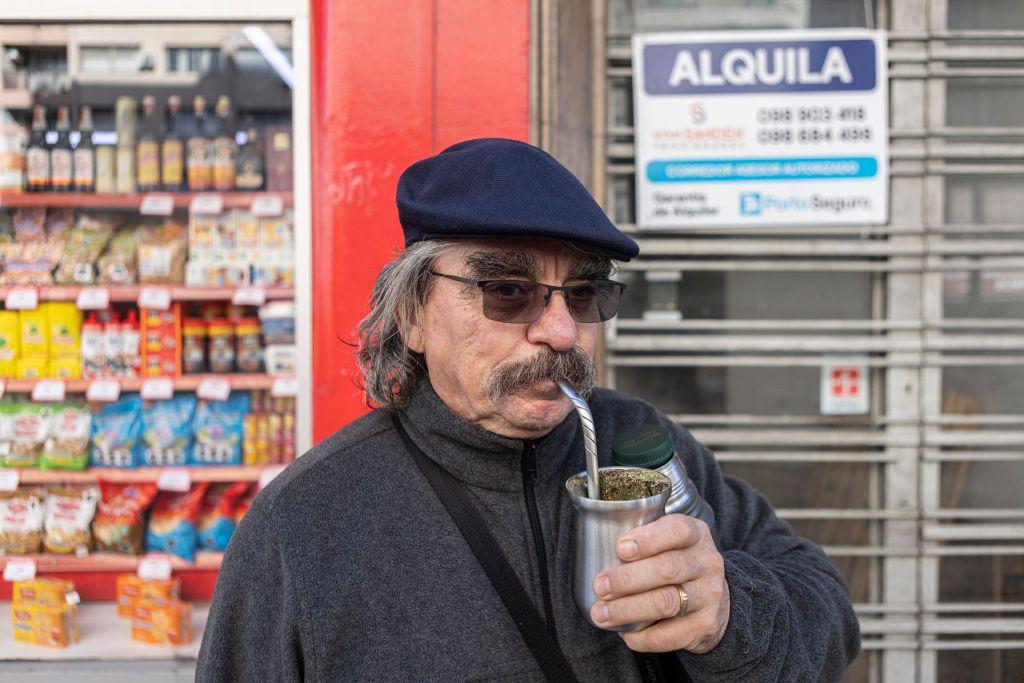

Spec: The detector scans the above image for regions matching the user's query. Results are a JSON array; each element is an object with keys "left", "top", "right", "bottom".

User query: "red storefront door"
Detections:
[{"left": 310, "top": 0, "right": 532, "bottom": 440}]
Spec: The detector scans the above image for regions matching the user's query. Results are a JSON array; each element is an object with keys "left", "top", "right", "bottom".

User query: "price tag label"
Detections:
[
  {"left": 190, "top": 193, "right": 224, "bottom": 215},
  {"left": 138, "top": 556, "right": 173, "bottom": 580},
  {"left": 5, "top": 288, "right": 38, "bottom": 310},
  {"left": 231, "top": 287, "right": 267, "bottom": 307},
  {"left": 141, "top": 377, "right": 174, "bottom": 400},
  {"left": 250, "top": 194, "right": 284, "bottom": 217},
  {"left": 65, "top": 590, "right": 81, "bottom": 605},
  {"left": 139, "top": 193, "right": 175, "bottom": 216},
  {"left": 138, "top": 287, "right": 172, "bottom": 311},
  {"left": 87, "top": 379, "right": 121, "bottom": 403},
  {"left": 76, "top": 287, "right": 110, "bottom": 310},
  {"left": 197, "top": 377, "right": 231, "bottom": 402},
  {"left": 0, "top": 469, "right": 19, "bottom": 492},
  {"left": 4, "top": 558, "right": 37, "bottom": 582},
  {"left": 157, "top": 468, "right": 192, "bottom": 492},
  {"left": 32, "top": 379, "right": 66, "bottom": 402},
  {"left": 271, "top": 376, "right": 298, "bottom": 398},
  {"left": 259, "top": 465, "right": 288, "bottom": 490}
]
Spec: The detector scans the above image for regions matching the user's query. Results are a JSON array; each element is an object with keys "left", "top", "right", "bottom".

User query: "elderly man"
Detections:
[{"left": 198, "top": 139, "right": 860, "bottom": 681}]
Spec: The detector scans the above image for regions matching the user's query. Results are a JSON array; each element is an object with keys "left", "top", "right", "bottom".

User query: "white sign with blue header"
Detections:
[{"left": 632, "top": 29, "right": 888, "bottom": 228}]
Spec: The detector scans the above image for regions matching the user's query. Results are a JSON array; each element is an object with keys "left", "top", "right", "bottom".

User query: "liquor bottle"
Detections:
[
  {"left": 161, "top": 96, "right": 185, "bottom": 192},
  {"left": 50, "top": 105, "right": 73, "bottom": 192},
  {"left": 234, "top": 119, "right": 265, "bottom": 191},
  {"left": 136, "top": 96, "right": 161, "bottom": 192},
  {"left": 73, "top": 106, "right": 95, "bottom": 193},
  {"left": 187, "top": 95, "right": 212, "bottom": 191},
  {"left": 25, "top": 105, "right": 49, "bottom": 192},
  {"left": 115, "top": 97, "right": 137, "bottom": 194},
  {"left": 212, "top": 95, "right": 236, "bottom": 191}
]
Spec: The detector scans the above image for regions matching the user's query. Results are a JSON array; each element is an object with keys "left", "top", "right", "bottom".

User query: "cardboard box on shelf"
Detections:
[
  {"left": 130, "top": 598, "right": 193, "bottom": 645},
  {"left": 116, "top": 574, "right": 181, "bottom": 618}
]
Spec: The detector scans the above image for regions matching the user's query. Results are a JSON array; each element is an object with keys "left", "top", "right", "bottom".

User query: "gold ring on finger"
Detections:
[{"left": 676, "top": 585, "right": 689, "bottom": 618}]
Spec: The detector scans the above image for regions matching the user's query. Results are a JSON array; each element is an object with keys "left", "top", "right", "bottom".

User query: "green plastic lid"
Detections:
[{"left": 612, "top": 425, "right": 674, "bottom": 469}]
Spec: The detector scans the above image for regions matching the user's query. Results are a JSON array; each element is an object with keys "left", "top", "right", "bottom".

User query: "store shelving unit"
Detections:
[
  {"left": 12, "top": 465, "right": 270, "bottom": 485},
  {"left": 0, "top": 373, "right": 289, "bottom": 394},
  {"left": 0, "top": 190, "right": 293, "bottom": 210},
  {"left": 0, "top": 284, "right": 295, "bottom": 303},
  {"left": 0, "top": 2, "right": 313, "bottom": 670},
  {"left": 0, "top": 551, "right": 223, "bottom": 574}
]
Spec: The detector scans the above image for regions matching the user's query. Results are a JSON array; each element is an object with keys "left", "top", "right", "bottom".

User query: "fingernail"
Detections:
[
  {"left": 595, "top": 575, "right": 610, "bottom": 597},
  {"left": 593, "top": 603, "right": 609, "bottom": 623},
  {"left": 618, "top": 540, "right": 638, "bottom": 559}
]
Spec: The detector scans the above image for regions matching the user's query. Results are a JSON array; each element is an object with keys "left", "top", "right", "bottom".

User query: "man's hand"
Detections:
[{"left": 590, "top": 514, "right": 730, "bottom": 654}]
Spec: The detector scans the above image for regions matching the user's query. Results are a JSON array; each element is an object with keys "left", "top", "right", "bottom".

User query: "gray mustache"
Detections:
[{"left": 486, "top": 347, "right": 596, "bottom": 403}]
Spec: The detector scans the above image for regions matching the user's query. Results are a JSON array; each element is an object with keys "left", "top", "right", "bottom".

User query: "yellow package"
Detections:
[
  {"left": 116, "top": 574, "right": 181, "bottom": 618},
  {"left": 11, "top": 602, "right": 79, "bottom": 648},
  {"left": 46, "top": 303, "right": 82, "bottom": 358},
  {"left": 131, "top": 599, "right": 192, "bottom": 645},
  {"left": 16, "top": 357, "right": 48, "bottom": 379},
  {"left": 48, "top": 357, "right": 81, "bottom": 379},
  {"left": 19, "top": 307, "right": 48, "bottom": 357},
  {"left": 0, "top": 311, "right": 20, "bottom": 374},
  {"left": 12, "top": 578, "right": 78, "bottom": 609}
]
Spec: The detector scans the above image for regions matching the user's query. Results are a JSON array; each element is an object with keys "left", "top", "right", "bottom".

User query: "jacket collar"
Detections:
[{"left": 395, "top": 381, "right": 580, "bottom": 492}]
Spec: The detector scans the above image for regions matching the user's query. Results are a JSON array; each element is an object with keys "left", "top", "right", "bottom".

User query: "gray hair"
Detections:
[{"left": 356, "top": 240, "right": 455, "bottom": 408}]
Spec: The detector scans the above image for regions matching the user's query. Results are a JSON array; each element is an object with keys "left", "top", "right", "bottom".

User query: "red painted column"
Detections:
[{"left": 310, "top": 0, "right": 531, "bottom": 441}]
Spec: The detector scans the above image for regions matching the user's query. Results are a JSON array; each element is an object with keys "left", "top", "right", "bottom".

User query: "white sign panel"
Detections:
[
  {"left": 821, "top": 360, "right": 870, "bottom": 415},
  {"left": 633, "top": 29, "right": 888, "bottom": 228}
]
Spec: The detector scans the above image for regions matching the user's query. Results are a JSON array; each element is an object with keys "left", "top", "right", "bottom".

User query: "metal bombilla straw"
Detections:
[{"left": 558, "top": 381, "right": 600, "bottom": 500}]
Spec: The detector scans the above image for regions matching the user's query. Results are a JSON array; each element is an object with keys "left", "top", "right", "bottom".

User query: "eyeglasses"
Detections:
[{"left": 429, "top": 271, "right": 626, "bottom": 324}]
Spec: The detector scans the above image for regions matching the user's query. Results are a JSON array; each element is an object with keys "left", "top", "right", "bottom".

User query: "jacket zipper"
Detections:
[{"left": 521, "top": 441, "right": 557, "bottom": 639}]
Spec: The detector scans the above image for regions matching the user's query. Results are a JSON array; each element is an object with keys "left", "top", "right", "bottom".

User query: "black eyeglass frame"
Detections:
[{"left": 428, "top": 271, "right": 627, "bottom": 324}]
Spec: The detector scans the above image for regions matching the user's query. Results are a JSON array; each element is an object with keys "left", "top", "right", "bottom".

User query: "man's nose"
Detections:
[{"left": 526, "top": 291, "right": 579, "bottom": 351}]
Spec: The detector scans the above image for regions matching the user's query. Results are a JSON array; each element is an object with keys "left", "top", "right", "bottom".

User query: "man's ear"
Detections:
[{"left": 405, "top": 318, "right": 425, "bottom": 354}]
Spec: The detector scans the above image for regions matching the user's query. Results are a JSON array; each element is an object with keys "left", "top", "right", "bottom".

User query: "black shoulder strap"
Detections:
[{"left": 390, "top": 414, "right": 579, "bottom": 683}]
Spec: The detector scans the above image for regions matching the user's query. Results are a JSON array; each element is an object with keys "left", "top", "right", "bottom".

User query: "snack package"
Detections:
[
  {"left": 92, "top": 480, "right": 159, "bottom": 555},
  {"left": 12, "top": 602, "right": 79, "bottom": 648},
  {"left": 1, "top": 208, "right": 59, "bottom": 286},
  {"left": 146, "top": 483, "right": 209, "bottom": 561},
  {"left": 198, "top": 481, "right": 250, "bottom": 551},
  {"left": 191, "top": 393, "right": 250, "bottom": 466},
  {"left": 40, "top": 404, "right": 91, "bottom": 470},
  {"left": 44, "top": 208, "right": 74, "bottom": 241},
  {"left": 19, "top": 307, "right": 49, "bottom": 357},
  {"left": 97, "top": 227, "right": 139, "bottom": 285},
  {"left": 137, "top": 221, "right": 187, "bottom": 284},
  {"left": 91, "top": 395, "right": 143, "bottom": 468},
  {"left": 0, "top": 310, "right": 20, "bottom": 377},
  {"left": 46, "top": 302, "right": 82, "bottom": 358},
  {"left": 54, "top": 214, "right": 115, "bottom": 284},
  {"left": 6, "top": 402, "right": 49, "bottom": 468},
  {"left": 43, "top": 486, "right": 99, "bottom": 555},
  {"left": 116, "top": 574, "right": 180, "bottom": 617},
  {"left": 234, "top": 484, "right": 256, "bottom": 524},
  {"left": 12, "top": 578, "right": 78, "bottom": 609},
  {"left": 12, "top": 208, "right": 46, "bottom": 242},
  {"left": 141, "top": 395, "right": 196, "bottom": 467},
  {"left": 0, "top": 490, "right": 45, "bottom": 554},
  {"left": 131, "top": 599, "right": 193, "bottom": 645}
]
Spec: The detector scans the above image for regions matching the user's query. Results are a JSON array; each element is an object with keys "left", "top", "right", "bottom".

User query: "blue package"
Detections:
[
  {"left": 141, "top": 395, "right": 197, "bottom": 467},
  {"left": 146, "top": 483, "right": 208, "bottom": 561},
  {"left": 191, "top": 393, "right": 250, "bottom": 466},
  {"left": 90, "top": 395, "right": 143, "bottom": 468}
]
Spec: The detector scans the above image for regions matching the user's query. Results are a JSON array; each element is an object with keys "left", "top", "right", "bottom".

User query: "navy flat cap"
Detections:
[{"left": 396, "top": 138, "right": 639, "bottom": 261}]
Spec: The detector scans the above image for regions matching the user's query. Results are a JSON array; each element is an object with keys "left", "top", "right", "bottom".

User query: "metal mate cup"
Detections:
[{"left": 566, "top": 467, "right": 671, "bottom": 632}]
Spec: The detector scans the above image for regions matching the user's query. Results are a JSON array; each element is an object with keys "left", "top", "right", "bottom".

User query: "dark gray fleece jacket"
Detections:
[{"left": 197, "top": 384, "right": 860, "bottom": 681}]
